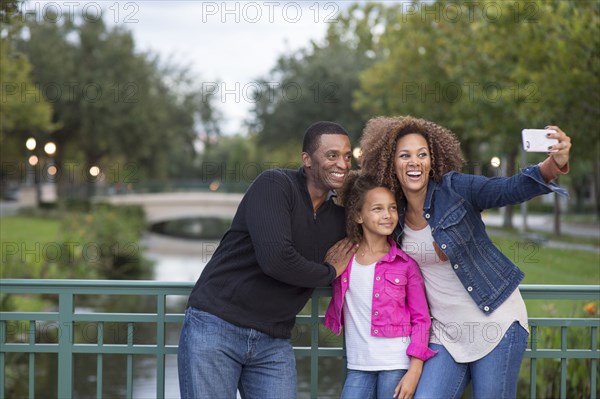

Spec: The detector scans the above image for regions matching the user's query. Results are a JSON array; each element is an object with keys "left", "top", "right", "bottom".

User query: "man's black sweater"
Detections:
[{"left": 187, "top": 168, "right": 346, "bottom": 339}]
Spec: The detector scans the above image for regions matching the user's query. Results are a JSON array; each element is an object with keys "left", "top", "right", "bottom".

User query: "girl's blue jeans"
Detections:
[{"left": 341, "top": 369, "right": 407, "bottom": 399}]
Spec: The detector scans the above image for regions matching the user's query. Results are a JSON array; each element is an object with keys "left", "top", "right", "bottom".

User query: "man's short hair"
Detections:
[{"left": 302, "top": 121, "right": 349, "bottom": 156}]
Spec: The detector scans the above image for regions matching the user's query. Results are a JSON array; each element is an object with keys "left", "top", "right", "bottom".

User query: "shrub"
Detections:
[{"left": 59, "top": 203, "right": 151, "bottom": 279}]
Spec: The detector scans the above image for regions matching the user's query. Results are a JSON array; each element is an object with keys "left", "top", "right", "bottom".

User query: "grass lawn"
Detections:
[
  {"left": 0, "top": 215, "right": 61, "bottom": 278},
  {"left": 490, "top": 235, "right": 599, "bottom": 317},
  {"left": 489, "top": 236, "right": 599, "bottom": 285},
  {"left": 1, "top": 216, "right": 63, "bottom": 310},
  {"left": 1, "top": 215, "right": 60, "bottom": 245}
]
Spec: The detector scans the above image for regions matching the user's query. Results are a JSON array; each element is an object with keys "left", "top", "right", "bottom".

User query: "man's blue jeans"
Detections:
[
  {"left": 341, "top": 369, "right": 407, "bottom": 399},
  {"left": 414, "top": 321, "right": 528, "bottom": 399},
  {"left": 177, "top": 307, "right": 297, "bottom": 399}
]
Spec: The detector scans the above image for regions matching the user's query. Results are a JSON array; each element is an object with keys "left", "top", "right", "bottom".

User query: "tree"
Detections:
[
  {"left": 523, "top": 0, "right": 600, "bottom": 217},
  {"left": 355, "top": 0, "right": 600, "bottom": 228},
  {"left": 0, "top": 0, "right": 55, "bottom": 198},
  {"left": 194, "top": 80, "right": 223, "bottom": 153},
  {"left": 249, "top": 3, "right": 388, "bottom": 152},
  {"left": 356, "top": 1, "right": 545, "bottom": 160},
  {"left": 0, "top": 40, "right": 55, "bottom": 145},
  {"left": 17, "top": 10, "right": 204, "bottom": 196}
]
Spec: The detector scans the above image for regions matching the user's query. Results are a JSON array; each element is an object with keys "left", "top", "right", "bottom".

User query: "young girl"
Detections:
[{"left": 325, "top": 172, "right": 436, "bottom": 399}]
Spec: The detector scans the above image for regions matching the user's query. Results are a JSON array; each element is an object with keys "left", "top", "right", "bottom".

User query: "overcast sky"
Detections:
[
  {"left": 22, "top": 1, "right": 353, "bottom": 132},
  {"left": 108, "top": 1, "right": 346, "bottom": 134}
]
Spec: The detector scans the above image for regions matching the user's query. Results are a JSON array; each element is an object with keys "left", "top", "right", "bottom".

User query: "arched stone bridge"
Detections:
[{"left": 100, "top": 192, "right": 243, "bottom": 223}]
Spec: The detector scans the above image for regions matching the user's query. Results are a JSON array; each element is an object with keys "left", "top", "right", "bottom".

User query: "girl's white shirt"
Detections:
[
  {"left": 401, "top": 224, "right": 529, "bottom": 363},
  {"left": 343, "top": 256, "right": 411, "bottom": 371}
]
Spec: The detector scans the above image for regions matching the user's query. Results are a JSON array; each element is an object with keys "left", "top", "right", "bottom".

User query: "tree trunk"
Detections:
[
  {"left": 502, "top": 152, "right": 516, "bottom": 229},
  {"left": 503, "top": 204, "right": 514, "bottom": 229},
  {"left": 554, "top": 184, "right": 561, "bottom": 236},
  {"left": 594, "top": 159, "right": 600, "bottom": 219}
]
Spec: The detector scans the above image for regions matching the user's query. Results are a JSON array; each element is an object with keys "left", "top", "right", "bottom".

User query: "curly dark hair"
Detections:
[
  {"left": 339, "top": 171, "right": 391, "bottom": 243},
  {"left": 359, "top": 116, "right": 465, "bottom": 197}
]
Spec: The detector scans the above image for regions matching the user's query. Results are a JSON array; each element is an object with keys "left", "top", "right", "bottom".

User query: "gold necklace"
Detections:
[{"left": 357, "top": 244, "right": 389, "bottom": 258}]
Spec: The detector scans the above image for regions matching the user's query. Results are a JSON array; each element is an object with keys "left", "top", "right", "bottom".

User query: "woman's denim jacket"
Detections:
[{"left": 393, "top": 164, "right": 568, "bottom": 315}]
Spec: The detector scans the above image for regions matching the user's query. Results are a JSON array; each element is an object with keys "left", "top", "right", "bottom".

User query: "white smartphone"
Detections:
[{"left": 521, "top": 129, "right": 558, "bottom": 152}]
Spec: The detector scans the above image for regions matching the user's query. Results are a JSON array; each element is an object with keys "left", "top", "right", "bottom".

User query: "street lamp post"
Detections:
[
  {"left": 25, "top": 137, "right": 59, "bottom": 207},
  {"left": 42, "top": 141, "right": 58, "bottom": 205},
  {"left": 25, "top": 137, "right": 41, "bottom": 206}
]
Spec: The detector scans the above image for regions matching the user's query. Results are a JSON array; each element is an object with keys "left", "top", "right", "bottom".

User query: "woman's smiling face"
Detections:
[{"left": 394, "top": 133, "right": 432, "bottom": 196}]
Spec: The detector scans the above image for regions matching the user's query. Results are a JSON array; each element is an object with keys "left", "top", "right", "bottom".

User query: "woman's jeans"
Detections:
[
  {"left": 415, "top": 321, "right": 528, "bottom": 399},
  {"left": 177, "top": 307, "right": 297, "bottom": 399},
  {"left": 341, "top": 369, "right": 407, "bottom": 399}
]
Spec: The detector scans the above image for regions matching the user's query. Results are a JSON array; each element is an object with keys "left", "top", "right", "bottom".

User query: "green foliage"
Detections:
[
  {"left": 0, "top": 38, "right": 55, "bottom": 190},
  {"left": 199, "top": 133, "right": 303, "bottom": 192},
  {"left": 0, "top": 40, "right": 54, "bottom": 134},
  {"left": 1, "top": 0, "right": 55, "bottom": 200},
  {"left": 19, "top": 15, "right": 192, "bottom": 179},
  {"left": 357, "top": 1, "right": 532, "bottom": 155},
  {"left": 249, "top": 3, "right": 388, "bottom": 150},
  {"left": 523, "top": 0, "right": 600, "bottom": 214},
  {"left": 7, "top": 8, "right": 222, "bottom": 196},
  {"left": 525, "top": 1, "right": 600, "bottom": 160},
  {"left": 59, "top": 203, "right": 149, "bottom": 279},
  {"left": 1, "top": 204, "right": 149, "bottom": 283},
  {"left": 354, "top": 0, "right": 599, "bottom": 212},
  {"left": 246, "top": 0, "right": 599, "bottom": 216}
]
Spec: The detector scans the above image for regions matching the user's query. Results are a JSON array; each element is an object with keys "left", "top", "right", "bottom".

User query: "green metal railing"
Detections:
[{"left": 0, "top": 280, "right": 598, "bottom": 399}]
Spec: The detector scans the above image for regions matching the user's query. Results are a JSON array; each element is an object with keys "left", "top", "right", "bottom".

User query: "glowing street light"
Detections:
[
  {"left": 47, "top": 165, "right": 58, "bottom": 176},
  {"left": 44, "top": 142, "right": 57, "bottom": 155},
  {"left": 26, "top": 138, "right": 37, "bottom": 151},
  {"left": 89, "top": 166, "right": 101, "bottom": 177},
  {"left": 490, "top": 156, "right": 501, "bottom": 168},
  {"left": 353, "top": 147, "right": 362, "bottom": 159},
  {"left": 28, "top": 155, "right": 39, "bottom": 166},
  {"left": 209, "top": 180, "right": 220, "bottom": 191}
]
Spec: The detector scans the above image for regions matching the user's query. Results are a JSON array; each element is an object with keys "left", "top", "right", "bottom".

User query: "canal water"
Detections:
[{"left": 139, "top": 234, "right": 209, "bottom": 399}]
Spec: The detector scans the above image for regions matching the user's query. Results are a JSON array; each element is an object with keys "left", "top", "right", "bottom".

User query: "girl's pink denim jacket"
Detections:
[{"left": 324, "top": 239, "right": 437, "bottom": 361}]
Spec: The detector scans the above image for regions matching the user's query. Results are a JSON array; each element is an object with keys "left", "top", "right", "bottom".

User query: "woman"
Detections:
[{"left": 358, "top": 116, "right": 570, "bottom": 399}]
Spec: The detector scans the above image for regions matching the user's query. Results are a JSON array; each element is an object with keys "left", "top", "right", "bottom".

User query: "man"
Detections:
[{"left": 178, "top": 121, "right": 357, "bottom": 399}]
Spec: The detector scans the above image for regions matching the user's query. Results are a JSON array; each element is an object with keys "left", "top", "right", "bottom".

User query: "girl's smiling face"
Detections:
[{"left": 357, "top": 187, "right": 398, "bottom": 238}]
